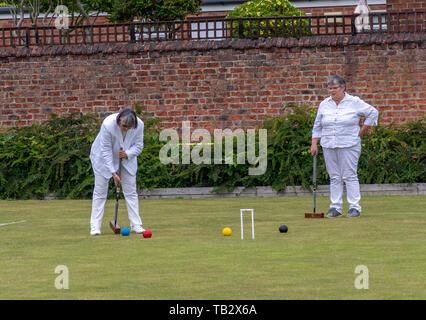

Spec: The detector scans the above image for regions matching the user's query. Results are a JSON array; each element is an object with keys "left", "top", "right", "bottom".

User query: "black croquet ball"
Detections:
[{"left": 279, "top": 225, "right": 288, "bottom": 233}]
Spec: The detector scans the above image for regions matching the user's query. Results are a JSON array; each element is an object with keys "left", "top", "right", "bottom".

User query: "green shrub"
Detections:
[
  {"left": 359, "top": 120, "right": 426, "bottom": 184},
  {"left": 0, "top": 112, "right": 99, "bottom": 199},
  {"left": 226, "top": 0, "right": 311, "bottom": 39},
  {"left": 262, "top": 105, "right": 328, "bottom": 191},
  {"left": 0, "top": 108, "right": 424, "bottom": 200},
  {"left": 264, "top": 107, "right": 425, "bottom": 188}
]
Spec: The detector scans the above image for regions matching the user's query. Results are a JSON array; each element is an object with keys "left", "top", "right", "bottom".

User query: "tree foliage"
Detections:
[
  {"left": 228, "top": 0, "right": 306, "bottom": 19},
  {"left": 107, "top": 0, "right": 202, "bottom": 23},
  {"left": 4, "top": 0, "right": 112, "bottom": 27},
  {"left": 4, "top": 0, "right": 203, "bottom": 27},
  {"left": 227, "top": 0, "right": 311, "bottom": 38}
]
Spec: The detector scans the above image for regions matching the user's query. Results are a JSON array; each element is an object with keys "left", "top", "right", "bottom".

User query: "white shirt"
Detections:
[
  {"left": 312, "top": 93, "right": 378, "bottom": 148},
  {"left": 90, "top": 113, "right": 144, "bottom": 179}
]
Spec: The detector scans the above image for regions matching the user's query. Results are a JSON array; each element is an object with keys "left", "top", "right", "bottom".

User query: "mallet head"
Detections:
[{"left": 109, "top": 220, "right": 121, "bottom": 234}]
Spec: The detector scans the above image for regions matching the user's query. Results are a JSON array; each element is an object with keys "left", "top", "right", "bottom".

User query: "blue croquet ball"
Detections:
[
  {"left": 121, "top": 227, "right": 130, "bottom": 236},
  {"left": 279, "top": 225, "right": 288, "bottom": 233}
]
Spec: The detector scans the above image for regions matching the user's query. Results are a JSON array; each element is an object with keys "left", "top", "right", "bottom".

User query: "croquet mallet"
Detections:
[
  {"left": 110, "top": 147, "right": 123, "bottom": 234},
  {"left": 305, "top": 154, "right": 324, "bottom": 218}
]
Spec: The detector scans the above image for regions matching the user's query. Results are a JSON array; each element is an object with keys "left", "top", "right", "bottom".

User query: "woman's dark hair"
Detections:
[{"left": 116, "top": 108, "right": 138, "bottom": 129}]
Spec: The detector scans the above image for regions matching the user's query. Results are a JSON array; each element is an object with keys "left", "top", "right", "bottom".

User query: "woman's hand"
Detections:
[
  {"left": 118, "top": 149, "right": 128, "bottom": 159},
  {"left": 358, "top": 125, "right": 371, "bottom": 137},
  {"left": 311, "top": 138, "right": 320, "bottom": 156},
  {"left": 112, "top": 172, "right": 122, "bottom": 186},
  {"left": 311, "top": 144, "right": 318, "bottom": 156}
]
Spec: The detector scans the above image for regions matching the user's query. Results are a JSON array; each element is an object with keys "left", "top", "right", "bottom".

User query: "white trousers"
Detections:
[
  {"left": 323, "top": 143, "right": 362, "bottom": 213},
  {"left": 90, "top": 167, "right": 142, "bottom": 231}
]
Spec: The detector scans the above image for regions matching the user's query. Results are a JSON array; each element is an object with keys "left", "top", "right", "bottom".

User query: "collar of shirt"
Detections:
[{"left": 326, "top": 92, "right": 351, "bottom": 106}]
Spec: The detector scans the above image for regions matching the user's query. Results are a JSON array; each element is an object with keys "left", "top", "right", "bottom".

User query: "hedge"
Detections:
[{"left": 0, "top": 106, "right": 424, "bottom": 199}]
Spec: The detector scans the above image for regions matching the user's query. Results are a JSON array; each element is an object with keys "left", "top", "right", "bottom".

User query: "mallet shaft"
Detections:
[
  {"left": 114, "top": 147, "right": 123, "bottom": 227},
  {"left": 313, "top": 154, "right": 317, "bottom": 213}
]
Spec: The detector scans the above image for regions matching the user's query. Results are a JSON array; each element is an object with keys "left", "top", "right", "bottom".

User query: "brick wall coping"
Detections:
[{"left": 1, "top": 33, "right": 424, "bottom": 58}]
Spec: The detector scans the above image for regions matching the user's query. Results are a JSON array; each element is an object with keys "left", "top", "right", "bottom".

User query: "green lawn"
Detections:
[{"left": 0, "top": 195, "right": 425, "bottom": 300}]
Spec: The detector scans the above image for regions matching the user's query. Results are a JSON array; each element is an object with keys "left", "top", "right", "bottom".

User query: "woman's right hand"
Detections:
[
  {"left": 311, "top": 138, "right": 320, "bottom": 156},
  {"left": 310, "top": 144, "right": 318, "bottom": 156}
]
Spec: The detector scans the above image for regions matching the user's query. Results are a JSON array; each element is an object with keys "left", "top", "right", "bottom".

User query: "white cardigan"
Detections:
[{"left": 90, "top": 113, "right": 144, "bottom": 179}]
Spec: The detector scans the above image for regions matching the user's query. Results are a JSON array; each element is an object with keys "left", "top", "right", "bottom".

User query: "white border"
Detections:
[{"left": 0, "top": 220, "right": 26, "bottom": 227}]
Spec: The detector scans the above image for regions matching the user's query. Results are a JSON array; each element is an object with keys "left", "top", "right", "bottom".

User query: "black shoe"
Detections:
[{"left": 326, "top": 208, "right": 342, "bottom": 218}]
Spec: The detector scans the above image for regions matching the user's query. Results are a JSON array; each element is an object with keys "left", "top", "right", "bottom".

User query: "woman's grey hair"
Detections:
[
  {"left": 117, "top": 108, "right": 138, "bottom": 129},
  {"left": 328, "top": 75, "right": 346, "bottom": 90}
]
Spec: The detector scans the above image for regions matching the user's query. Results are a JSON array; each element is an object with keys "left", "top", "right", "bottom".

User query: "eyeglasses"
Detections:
[{"left": 120, "top": 123, "right": 133, "bottom": 129}]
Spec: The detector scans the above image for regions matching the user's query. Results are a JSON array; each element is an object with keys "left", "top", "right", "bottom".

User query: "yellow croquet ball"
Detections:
[{"left": 222, "top": 227, "right": 232, "bottom": 236}]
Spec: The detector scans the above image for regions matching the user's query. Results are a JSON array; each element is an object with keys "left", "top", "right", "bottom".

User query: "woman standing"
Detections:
[
  {"left": 90, "top": 108, "right": 145, "bottom": 235},
  {"left": 311, "top": 75, "right": 378, "bottom": 218}
]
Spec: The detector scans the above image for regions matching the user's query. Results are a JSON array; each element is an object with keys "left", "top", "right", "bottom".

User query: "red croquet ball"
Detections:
[{"left": 143, "top": 230, "right": 152, "bottom": 238}]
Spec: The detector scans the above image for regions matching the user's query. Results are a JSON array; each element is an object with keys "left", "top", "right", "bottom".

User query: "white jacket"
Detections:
[{"left": 90, "top": 113, "right": 144, "bottom": 179}]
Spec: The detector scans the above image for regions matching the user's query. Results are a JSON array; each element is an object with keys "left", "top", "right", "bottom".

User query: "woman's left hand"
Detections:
[{"left": 359, "top": 125, "right": 371, "bottom": 137}]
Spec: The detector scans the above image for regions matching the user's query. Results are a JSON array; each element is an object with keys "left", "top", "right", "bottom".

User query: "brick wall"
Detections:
[
  {"left": 387, "top": 0, "right": 426, "bottom": 12},
  {"left": 0, "top": 33, "right": 424, "bottom": 129}
]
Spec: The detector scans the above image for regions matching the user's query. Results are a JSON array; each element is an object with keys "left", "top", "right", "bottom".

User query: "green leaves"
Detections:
[
  {"left": 0, "top": 109, "right": 424, "bottom": 199},
  {"left": 0, "top": 112, "right": 99, "bottom": 199},
  {"left": 107, "top": 0, "right": 202, "bottom": 23},
  {"left": 227, "top": 0, "right": 311, "bottom": 39},
  {"left": 359, "top": 120, "right": 426, "bottom": 184}
]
